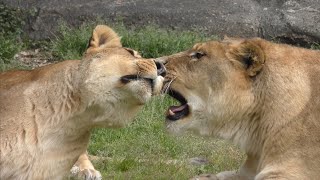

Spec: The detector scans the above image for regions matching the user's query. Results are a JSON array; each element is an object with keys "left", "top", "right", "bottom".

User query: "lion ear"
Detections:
[
  {"left": 123, "top": 48, "right": 142, "bottom": 58},
  {"left": 226, "top": 39, "right": 265, "bottom": 77},
  {"left": 85, "top": 25, "right": 122, "bottom": 55}
]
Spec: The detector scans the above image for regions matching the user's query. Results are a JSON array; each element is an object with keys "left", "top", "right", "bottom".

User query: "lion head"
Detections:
[
  {"left": 76, "top": 25, "right": 165, "bottom": 127},
  {"left": 158, "top": 38, "right": 267, "bottom": 137}
]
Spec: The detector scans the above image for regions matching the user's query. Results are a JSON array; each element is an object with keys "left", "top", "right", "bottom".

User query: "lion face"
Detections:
[
  {"left": 159, "top": 39, "right": 265, "bottom": 136},
  {"left": 79, "top": 25, "right": 165, "bottom": 127}
]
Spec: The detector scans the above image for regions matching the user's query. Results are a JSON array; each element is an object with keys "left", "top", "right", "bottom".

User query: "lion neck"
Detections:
[
  {"left": 215, "top": 107, "right": 265, "bottom": 157},
  {"left": 213, "top": 76, "right": 268, "bottom": 157},
  {"left": 31, "top": 61, "right": 93, "bottom": 147}
]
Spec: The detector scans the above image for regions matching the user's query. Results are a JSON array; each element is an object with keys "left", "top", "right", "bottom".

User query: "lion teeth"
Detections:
[
  {"left": 169, "top": 109, "right": 175, "bottom": 116},
  {"left": 153, "top": 76, "right": 164, "bottom": 95}
]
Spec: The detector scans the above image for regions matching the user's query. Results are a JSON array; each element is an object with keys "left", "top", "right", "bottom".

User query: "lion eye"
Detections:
[{"left": 190, "top": 52, "right": 205, "bottom": 60}]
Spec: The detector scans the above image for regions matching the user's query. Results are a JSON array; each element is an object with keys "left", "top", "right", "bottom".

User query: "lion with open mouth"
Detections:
[
  {"left": 158, "top": 37, "right": 320, "bottom": 179},
  {"left": 0, "top": 25, "right": 165, "bottom": 180}
]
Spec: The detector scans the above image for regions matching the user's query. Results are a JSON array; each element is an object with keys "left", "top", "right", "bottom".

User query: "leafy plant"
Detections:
[
  {"left": 0, "top": 3, "right": 25, "bottom": 71},
  {"left": 0, "top": 3, "right": 24, "bottom": 35},
  {"left": 311, "top": 43, "right": 320, "bottom": 50}
]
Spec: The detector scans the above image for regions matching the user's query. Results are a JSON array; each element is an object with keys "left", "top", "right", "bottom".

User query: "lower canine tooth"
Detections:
[{"left": 169, "top": 109, "right": 175, "bottom": 116}]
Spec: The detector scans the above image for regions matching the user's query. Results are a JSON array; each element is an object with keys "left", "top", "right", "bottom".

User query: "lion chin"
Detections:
[
  {"left": 0, "top": 25, "right": 165, "bottom": 180},
  {"left": 158, "top": 37, "right": 320, "bottom": 179}
]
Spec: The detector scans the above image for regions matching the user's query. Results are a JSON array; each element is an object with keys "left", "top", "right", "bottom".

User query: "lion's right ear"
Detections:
[
  {"left": 85, "top": 25, "right": 122, "bottom": 55},
  {"left": 226, "top": 39, "right": 265, "bottom": 77}
]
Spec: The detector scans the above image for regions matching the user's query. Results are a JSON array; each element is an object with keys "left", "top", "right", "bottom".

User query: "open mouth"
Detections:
[
  {"left": 166, "top": 89, "right": 190, "bottom": 121},
  {"left": 121, "top": 75, "right": 153, "bottom": 88}
]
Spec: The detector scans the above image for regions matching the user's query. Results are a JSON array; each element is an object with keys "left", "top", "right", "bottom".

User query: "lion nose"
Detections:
[{"left": 155, "top": 61, "right": 166, "bottom": 77}]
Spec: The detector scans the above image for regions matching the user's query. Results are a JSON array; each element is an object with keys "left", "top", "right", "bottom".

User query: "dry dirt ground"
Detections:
[{"left": 14, "top": 49, "right": 56, "bottom": 69}]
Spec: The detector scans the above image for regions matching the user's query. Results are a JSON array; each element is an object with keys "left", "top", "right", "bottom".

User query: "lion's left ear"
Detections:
[
  {"left": 123, "top": 48, "right": 142, "bottom": 58},
  {"left": 226, "top": 39, "right": 265, "bottom": 77},
  {"left": 85, "top": 25, "right": 122, "bottom": 55}
]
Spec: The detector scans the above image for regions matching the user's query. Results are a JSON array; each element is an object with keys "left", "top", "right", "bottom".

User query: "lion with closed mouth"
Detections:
[
  {"left": 158, "top": 37, "right": 320, "bottom": 180},
  {"left": 0, "top": 25, "right": 165, "bottom": 180}
]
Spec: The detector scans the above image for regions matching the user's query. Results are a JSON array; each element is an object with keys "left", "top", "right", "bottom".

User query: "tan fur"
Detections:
[
  {"left": 158, "top": 38, "right": 320, "bottom": 180},
  {"left": 0, "top": 25, "right": 164, "bottom": 180}
]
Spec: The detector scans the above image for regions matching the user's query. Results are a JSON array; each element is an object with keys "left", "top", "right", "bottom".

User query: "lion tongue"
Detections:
[{"left": 168, "top": 104, "right": 188, "bottom": 115}]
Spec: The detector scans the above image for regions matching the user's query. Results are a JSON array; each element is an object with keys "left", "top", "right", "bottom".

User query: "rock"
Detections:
[
  {"left": 2, "top": 0, "right": 319, "bottom": 46},
  {"left": 189, "top": 157, "right": 209, "bottom": 166},
  {"left": 257, "top": 0, "right": 320, "bottom": 46}
]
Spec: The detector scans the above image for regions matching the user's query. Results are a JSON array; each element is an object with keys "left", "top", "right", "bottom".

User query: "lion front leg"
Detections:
[{"left": 70, "top": 151, "right": 102, "bottom": 180}]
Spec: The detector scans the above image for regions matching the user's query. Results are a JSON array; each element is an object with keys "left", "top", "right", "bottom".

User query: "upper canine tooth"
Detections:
[{"left": 153, "top": 76, "right": 164, "bottom": 95}]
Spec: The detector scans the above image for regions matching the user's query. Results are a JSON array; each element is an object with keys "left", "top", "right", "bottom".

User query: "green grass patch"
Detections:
[
  {"left": 0, "top": 35, "right": 23, "bottom": 71},
  {"left": 311, "top": 43, "right": 320, "bottom": 50},
  {"left": 0, "top": 3, "right": 25, "bottom": 72},
  {"left": 115, "top": 24, "right": 217, "bottom": 58},
  {"left": 51, "top": 23, "right": 92, "bottom": 60},
  {"left": 50, "top": 22, "right": 217, "bottom": 60},
  {"left": 88, "top": 96, "right": 244, "bottom": 179}
]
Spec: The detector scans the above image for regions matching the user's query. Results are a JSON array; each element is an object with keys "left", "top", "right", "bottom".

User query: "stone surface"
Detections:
[
  {"left": 2, "top": 0, "right": 320, "bottom": 45},
  {"left": 189, "top": 157, "right": 209, "bottom": 165}
]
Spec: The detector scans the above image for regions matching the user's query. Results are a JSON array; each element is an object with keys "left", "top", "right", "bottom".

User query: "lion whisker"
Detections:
[{"left": 162, "top": 76, "right": 176, "bottom": 94}]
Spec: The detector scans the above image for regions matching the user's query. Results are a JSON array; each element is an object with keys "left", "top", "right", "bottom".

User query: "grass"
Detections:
[
  {"left": 311, "top": 43, "right": 320, "bottom": 50},
  {"left": 1, "top": 22, "right": 244, "bottom": 179},
  {"left": 115, "top": 24, "right": 215, "bottom": 58},
  {"left": 0, "top": 2, "right": 25, "bottom": 71},
  {"left": 50, "top": 22, "right": 217, "bottom": 60},
  {"left": 51, "top": 23, "right": 93, "bottom": 60},
  {"left": 89, "top": 96, "right": 244, "bottom": 179},
  {"left": 0, "top": 35, "right": 23, "bottom": 71}
]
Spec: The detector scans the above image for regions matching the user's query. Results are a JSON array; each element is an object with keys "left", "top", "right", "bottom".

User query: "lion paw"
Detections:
[
  {"left": 190, "top": 174, "right": 219, "bottom": 180},
  {"left": 70, "top": 165, "right": 102, "bottom": 180}
]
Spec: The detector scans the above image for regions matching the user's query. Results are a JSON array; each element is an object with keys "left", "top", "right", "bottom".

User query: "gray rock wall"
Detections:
[{"left": 2, "top": 0, "right": 320, "bottom": 46}]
